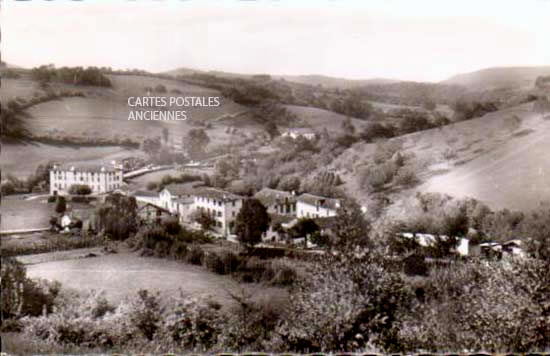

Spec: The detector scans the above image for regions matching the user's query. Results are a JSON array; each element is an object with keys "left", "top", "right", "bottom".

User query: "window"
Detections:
[
  {"left": 218, "top": 211, "right": 222, "bottom": 217},
  {"left": 232, "top": 201, "right": 235, "bottom": 207},
  {"left": 232, "top": 211, "right": 236, "bottom": 217}
]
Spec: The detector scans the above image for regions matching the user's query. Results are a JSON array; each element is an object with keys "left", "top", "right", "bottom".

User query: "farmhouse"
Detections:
[
  {"left": 254, "top": 187, "right": 297, "bottom": 216},
  {"left": 297, "top": 193, "right": 340, "bottom": 219},
  {"left": 137, "top": 203, "right": 173, "bottom": 225},
  {"left": 131, "top": 190, "right": 159, "bottom": 205},
  {"left": 192, "top": 188, "right": 243, "bottom": 237},
  {"left": 50, "top": 163, "right": 123, "bottom": 196},
  {"left": 281, "top": 128, "right": 316, "bottom": 140},
  {"left": 159, "top": 181, "right": 204, "bottom": 213}
]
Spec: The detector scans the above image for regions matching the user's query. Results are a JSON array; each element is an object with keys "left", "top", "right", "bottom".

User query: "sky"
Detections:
[{"left": 2, "top": 0, "right": 549, "bottom": 82}]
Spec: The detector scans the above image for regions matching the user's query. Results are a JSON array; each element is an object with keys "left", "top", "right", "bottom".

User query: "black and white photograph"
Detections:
[{"left": 1, "top": 0, "right": 549, "bottom": 354}]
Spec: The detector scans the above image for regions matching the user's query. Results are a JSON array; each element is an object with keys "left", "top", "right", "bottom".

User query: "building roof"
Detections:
[
  {"left": 52, "top": 163, "right": 121, "bottom": 173},
  {"left": 163, "top": 181, "right": 204, "bottom": 196},
  {"left": 297, "top": 193, "right": 340, "bottom": 210},
  {"left": 137, "top": 202, "right": 172, "bottom": 215},
  {"left": 194, "top": 187, "right": 243, "bottom": 202},
  {"left": 254, "top": 187, "right": 296, "bottom": 207},
  {"left": 174, "top": 197, "right": 194, "bottom": 205},
  {"left": 131, "top": 190, "right": 158, "bottom": 198},
  {"left": 269, "top": 213, "right": 295, "bottom": 226}
]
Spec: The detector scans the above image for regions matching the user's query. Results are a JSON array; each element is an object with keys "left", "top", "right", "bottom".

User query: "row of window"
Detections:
[{"left": 195, "top": 196, "right": 237, "bottom": 207}]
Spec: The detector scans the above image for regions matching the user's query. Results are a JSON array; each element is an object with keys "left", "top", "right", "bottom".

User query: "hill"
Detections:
[
  {"left": 273, "top": 75, "right": 400, "bottom": 89},
  {"left": 442, "top": 66, "right": 550, "bottom": 91}
]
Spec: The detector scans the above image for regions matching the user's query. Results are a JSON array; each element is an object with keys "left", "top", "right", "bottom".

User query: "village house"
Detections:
[
  {"left": 50, "top": 163, "right": 123, "bottom": 196},
  {"left": 131, "top": 190, "right": 160, "bottom": 206},
  {"left": 296, "top": 193, "right": 340, "bottom": 219},
  {"left": 254, "top": 187, "right": 297, "bottom": 216},
  {"left": 281, "top": 128, "right": 316, "bottom": 140},
  {"left": 192, "top": 188, "right": 243, "bottom": 237},
  {"left": 137, "top": 202, "right": 173, "bottom": 225},
  {"left": 159, "top": 181, "right": 204, "bottom": 213}
]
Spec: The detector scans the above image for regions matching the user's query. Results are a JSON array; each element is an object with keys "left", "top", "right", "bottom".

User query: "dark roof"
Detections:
[
  {"left": 194, "top": 187, "right": 243, "bottom": 202},
  {"left": 137, "top": 202, "right": 172, "bottom": 215},
  {"left": 297, "top": 193, "right": 340, "bottom": 210},
  {"left": 174, "top": 197, "right": 194, "bottom": 205},
  {"left": 254, "top": 188, "right": 296, "bottom": 207},
  {"left": 52, "top": 163, "right": 120, "bottom": 173},
  {"left": 163, "top": 181, "right": 203, "bottom": 196}
]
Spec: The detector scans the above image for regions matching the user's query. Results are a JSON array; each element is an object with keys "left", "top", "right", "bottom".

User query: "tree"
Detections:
[
  {"left": 185, "top": 129, "right": 210, "bottom": 159},
  {"left": 330, "top": 198, "right": 372, "bottom": 254},
  {"left": 235, "top": 198, "right": 270, "bottom": 249},
  {"left": 341, "top": 117, "right": 356, "bottom": 136},
  {"left": 289, "top": 218, "right": 319, "bottom": 239},
  {"left": 190, "top": 209, "right": 216, "bottom": 231},
  {"left": 142, "top": 137, "right": 162, "bottom": 156},
  {"left": 96, "top": 194, "right": 138, "bottom": 240},
  {"left": 55, "top": 196, "right": 67, "bottom": 215},
  {"left": 68, "top": 184, "right": 92, "bottom": 195}
]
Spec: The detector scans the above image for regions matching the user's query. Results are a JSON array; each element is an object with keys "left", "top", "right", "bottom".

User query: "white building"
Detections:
[
  {"left": 281, "top": 128, "right": 316, "bottom": 140},
  {"left": 131, "top": 190, "right": 160, "bottom": 206},
  {"left": 159, "top": 181, "right": 204, "bottom": 213},
  {"left": 254, "top": 187, "right": 297, "bottom": 216},
  {"left": 50, "top": 163, "right": 123, "bottom": 196},
  {"left": 296, "top": 193, "right": 340, "bottom": 219},
  {"left": 192, "top": 188, "right": 243, "bottom": 237}
]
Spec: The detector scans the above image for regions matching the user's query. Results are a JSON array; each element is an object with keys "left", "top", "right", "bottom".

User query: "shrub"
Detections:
[
  {"left": 402, "top": 253, "right": 429, "bottom": 276},
  {"left": 129, "top": 290, "right": 164, "bottom": 341},
  {"left": 269, "top": 259, "right": 297, "bottom": 286},
  {"left": 186, "top": 245, "right": 205, "bottom": 265},
  {"left": 204, "top": 252, "right": 225, "bottom": 274},
  {"left": 394, "top": 167, "right": 418, "bottom": 187},
  {"left": 69, "top": 184, "right": 92, "bottom": 195}
]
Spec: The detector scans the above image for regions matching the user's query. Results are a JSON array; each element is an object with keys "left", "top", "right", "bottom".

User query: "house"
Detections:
[
  {"left": 159, "top": 181, "right": 204, "bottom": 213},
  {"left": 174, "top": 197, "right": 195, "bottom": 224},
  {"left": 262, "top": 214, "right": 295, "bottom": 242},
  {"left": 137, "top": 203, "right": 173, "bottom": 225},
  {"left": 254, "top": 188, "right": 297, "bottom": 216},
  {"left": 50, "top": 163, "right": 123, "bottom": 196},
  {"left": 281, "top": 128, "right": 316, "bottom": 140},
  {"left": 296, "top": 193, "right": 340, "bottom": 219},
  {"left": 192, "top": 188, "right": 243, "bottom": 237},
  {"left": 131, "top": 190, "right": 160, "bottom": 206}
]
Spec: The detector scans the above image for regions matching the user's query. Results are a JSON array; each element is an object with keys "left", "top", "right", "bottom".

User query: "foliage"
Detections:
[
  {"left": 190, "top": 209, "right": 216, "bottom": 231},
  {"left": 96, "top": 194, "right": 138, "bottom": 240},
  {"left": 289, "top": 218, "right": 320, "bottom": 239},
  {"left": 30, "top": 65, "right": 112, "bottom": 87},
  {"left": 235, "top": 198, "right": 270, "bottom": 249},
  {"left": 185, "top": 129, "right": 210, "bottom": 159},
  {"left": 55, "top": 196, "right": 67, "bottom": 214},
  {"left": 68, "top": 184, "right": 92, "bottom": 195}
]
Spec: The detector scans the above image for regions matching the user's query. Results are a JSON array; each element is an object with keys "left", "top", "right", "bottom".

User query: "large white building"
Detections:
[
  {"left": 281, "top": 128, "right": 316, "bottom": 140},
  {"left": 193, "top": 188, "right": 243, "bottom": 237},
  {"left": 296, "top": 193, "right": 340, "bottom": 219},
  {"left": 50, "top": 163, "right": 123, "bottom": 196}
]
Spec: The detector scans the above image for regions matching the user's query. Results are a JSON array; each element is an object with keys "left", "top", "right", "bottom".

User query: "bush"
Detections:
[
  {"left": 394, "top": 167, "right": 418, "bottom": 187},
  {"left": 186, "top": 245, "right": 205, "bottom": 265},
  {"left": 269, "top": 259, "right": 297, "bottom": 286},
  {"left": 402, "top": 253, "right": 429, "bottom": 276},
  {"left": 204, "top": 252, "right": 225, "bottom": 274},
  {"left": 69, "top": 184, "right": 92, "bottom": 195}
]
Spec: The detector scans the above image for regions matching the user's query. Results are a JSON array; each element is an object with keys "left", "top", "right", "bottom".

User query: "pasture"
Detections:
[
  {"left": 1, "top": 142, "right": 140, "bottom": 179},
  {"left": 25, "top": 252, "right": 288, "bottom": 307},
  {"left": 1, "top": 196, "right": 53, "bottom": 231},
  {"left": 285, "top": 105, "right": 365, "bottom": 134}
]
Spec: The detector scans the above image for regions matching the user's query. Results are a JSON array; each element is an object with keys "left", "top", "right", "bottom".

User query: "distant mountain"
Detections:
[
  {"left": 442, "top": 66, "right": 550, "bottom": 91},
  {"left": 273, "top": 74, "right": 400, "bottom": 88},
  {"left": 164, "top": 67, "right": 400, "bottom": 88}
]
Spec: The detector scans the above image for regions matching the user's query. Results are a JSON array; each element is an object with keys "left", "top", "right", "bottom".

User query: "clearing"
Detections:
[{"left": 25, "top": 252, "right": 287, "bottom": 307}]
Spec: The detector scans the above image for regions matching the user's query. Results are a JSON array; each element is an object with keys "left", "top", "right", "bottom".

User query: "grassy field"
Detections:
[
  {"left": 1, "top": 141, "right": 142, "bottom": 179},
  {"left": 1, "top": 196, "right": 54, "bottom": 231},
  {"left": 25, "top": 252, "right": 287, "bottom": 307},
  {"left": 285, "top": 105, "right": 366, "bottom": 134}
]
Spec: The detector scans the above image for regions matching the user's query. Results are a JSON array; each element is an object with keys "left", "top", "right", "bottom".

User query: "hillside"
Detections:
[
  {"left": 442, "top": 66, "right": 550, "bottom": 91},
  {"left": 273, "top": 75, "right": 400, "bottom": 89},
  {"left": 327, "top": 100, "right": 549, "bottom": 214},
  {"left": 1, "top": 73, "right": 253, "bottom": 178}
]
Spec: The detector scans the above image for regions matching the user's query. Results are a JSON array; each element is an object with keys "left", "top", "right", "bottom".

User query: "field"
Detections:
[
  {"left": 284, "top": 105, "right": 366, "bottom": 134},
  {"left": 1, "top": 196, "right": 54, "bottom": 231},
  {"left": 1, "top": 141, "right": 142, "bottom": 179},
  {"left": 24, "top": 252, "right": 287, "bottom": 306}
]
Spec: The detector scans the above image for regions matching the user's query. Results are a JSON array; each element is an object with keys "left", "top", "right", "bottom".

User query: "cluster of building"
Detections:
[
  {"left": 397, "top": 232, "right": 526, "bottom": 259},
  {"left": 48, "top": 163, "right": 342, "bottom": 242},
  {"left": 134, "top": 184, "right": 340, "bottom": 240}
]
